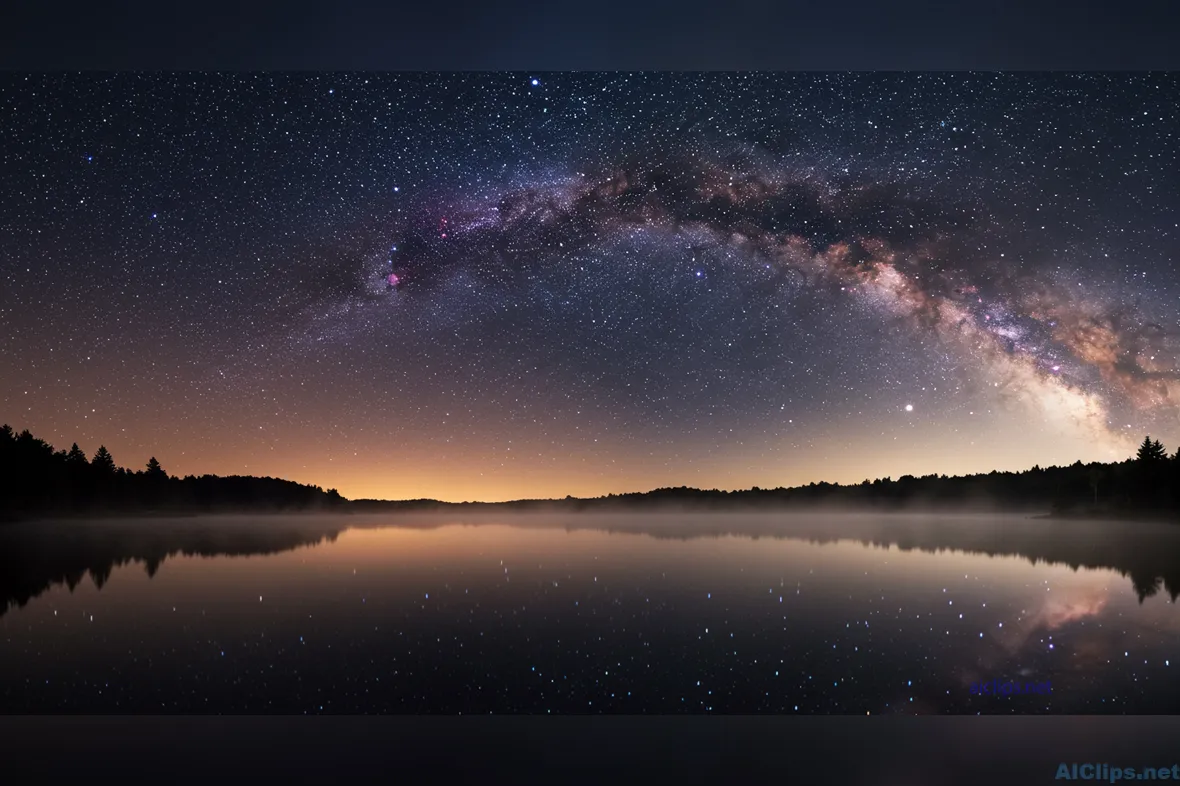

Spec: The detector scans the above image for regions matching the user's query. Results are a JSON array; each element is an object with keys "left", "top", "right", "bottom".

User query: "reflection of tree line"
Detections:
[
  {"left": 3, "top": 511, "right": 1178, "bottom": 620},
  {"left": 536, "top": 516, "right": 1180, "bottom": 604},
  {"left": 346, "top": 512, "right": 1180, "bottom": 604},
  {"left": 0, "top": 517, "right": 346, "bottom": 617}
]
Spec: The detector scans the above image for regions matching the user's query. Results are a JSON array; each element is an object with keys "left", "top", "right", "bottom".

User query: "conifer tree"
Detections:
[
  {"left": 66, "top": 443, "right": 88, "bottom": 466},
  {"left": 145, "top": 457, "right": 166, "bottom": 479},
  {"left": 91, "top": 445, "right": 116, "bottom": 474},
  {"left": 1136, "top": 435, "right": 1167, "bottom": 463}
]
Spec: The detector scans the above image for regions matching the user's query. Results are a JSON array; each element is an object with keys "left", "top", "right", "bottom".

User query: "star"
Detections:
[{"left": 1, "top": 72, "right": 1176, "bottom": 504}]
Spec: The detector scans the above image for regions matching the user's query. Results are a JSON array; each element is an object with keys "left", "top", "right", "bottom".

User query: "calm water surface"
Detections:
[{"left": 1, "top": 511, "right": 1178, "bottom": 713}]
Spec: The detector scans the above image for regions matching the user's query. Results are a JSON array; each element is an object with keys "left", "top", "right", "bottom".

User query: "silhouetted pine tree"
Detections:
[
  {"left": 1137, "top": 436, "right": 1167, "bottom": 463},
  {"left": 66, "top": 443, "right": 87, "bottom": 466},
  {"left": 91, "top": 446, "right": 116, "bottom": 474},
  {"left": 145, "top": 457, "right": 166, "bottom": 479}
]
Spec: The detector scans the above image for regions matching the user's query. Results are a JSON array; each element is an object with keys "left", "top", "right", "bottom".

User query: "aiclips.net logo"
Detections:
[{"left": 969, "top": 679, "right": 1051, "bottom": 696}]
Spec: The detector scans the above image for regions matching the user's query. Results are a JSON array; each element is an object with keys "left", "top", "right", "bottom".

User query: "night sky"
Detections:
[{"left": 2, "top": 73, "right": 1179, "bottom": 501}]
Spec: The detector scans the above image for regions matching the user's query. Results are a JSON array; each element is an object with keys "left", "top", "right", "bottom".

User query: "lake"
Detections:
[{"left": 1, "top": 511, "right": 1178, "bottom": 713}]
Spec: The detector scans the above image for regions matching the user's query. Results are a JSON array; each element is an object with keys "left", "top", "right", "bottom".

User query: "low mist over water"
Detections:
[{"left": 1, "top": 511, "right": 1178, "bottom": 713}]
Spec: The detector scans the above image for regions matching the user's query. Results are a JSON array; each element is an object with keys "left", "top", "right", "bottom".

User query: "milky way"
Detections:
[
  {"left": 350, "top": 153, "right": 1180, "bottom": 451},
  {"left": 2, "top": 74, "right": 1179, "bottom": 499}
]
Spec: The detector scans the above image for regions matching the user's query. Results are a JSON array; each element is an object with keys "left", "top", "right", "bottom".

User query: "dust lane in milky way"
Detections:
[
  {"left": 1, "top": 73, "right": 1178, "bottom": 500},
  {"left": 350, "top": 156, "right": 1176, "bottom": 450}
]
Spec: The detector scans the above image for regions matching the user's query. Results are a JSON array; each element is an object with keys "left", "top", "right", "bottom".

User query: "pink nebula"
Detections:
[{"left": 387, "top": 273, "right": 400, "bottom": 287}]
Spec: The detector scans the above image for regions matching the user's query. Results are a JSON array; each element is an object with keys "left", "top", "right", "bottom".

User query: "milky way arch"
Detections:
[{"left": 368, "top": 153, "right": 1180, "bottom": 450}]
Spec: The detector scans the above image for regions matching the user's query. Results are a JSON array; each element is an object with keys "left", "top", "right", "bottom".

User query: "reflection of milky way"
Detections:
[
  {"left": 961, "top": 582, "right": 1115, "bottom": 689},
  {"left": 365, "top": 156, "right": 1178, "bottom": 451},
  {"left": 993, "top": 586, "right": 1111, "bottom": 656}
]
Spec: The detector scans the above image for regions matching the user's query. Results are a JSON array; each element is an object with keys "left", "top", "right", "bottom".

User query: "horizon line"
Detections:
[{"left": 350, "top": 455, "right": 1137, "bottom": 506}]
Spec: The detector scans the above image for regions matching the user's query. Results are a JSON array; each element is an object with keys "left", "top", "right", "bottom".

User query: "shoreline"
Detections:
[{"left": 5, "top": 502, "right": 1179, "bottom": 525}]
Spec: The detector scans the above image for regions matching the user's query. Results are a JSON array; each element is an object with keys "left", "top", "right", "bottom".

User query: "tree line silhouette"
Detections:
[
  {"left": 358, "top": 435, "right": 1180, "bottom": 518},
  {"left": 0, "top": 424, "right": 345, "bottom": 519},
  {"left": 3, "top": 423, "right": 1180, "bottom": 520},
  {"left": 551, "top": 435, "right": 1180, "bottom": 516}
]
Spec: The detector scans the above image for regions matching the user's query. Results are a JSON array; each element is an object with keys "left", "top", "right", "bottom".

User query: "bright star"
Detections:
[{"left": 904, "top": 404, "right": 913, "bottom": 412}]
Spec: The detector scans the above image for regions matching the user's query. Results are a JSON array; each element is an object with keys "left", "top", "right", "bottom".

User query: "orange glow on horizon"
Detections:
[{"left": 11, "top": 404, "right": 1144, "bottom": 503}]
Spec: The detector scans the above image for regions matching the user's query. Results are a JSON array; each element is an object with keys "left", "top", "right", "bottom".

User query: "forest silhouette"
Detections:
[
  {"left": 356, "top": 435, "right": 1180, "bottom": 519},
  {"left": 0, "top": 424, "right": 346, "bottom": 520},
  {"left": 3, "top": 424, "right": 1180, "bottom": 519}
]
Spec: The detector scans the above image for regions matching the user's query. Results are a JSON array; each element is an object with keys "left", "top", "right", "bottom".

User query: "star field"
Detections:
[{"left": 2, "top": 73, "right": 1179, "bottom": 501}]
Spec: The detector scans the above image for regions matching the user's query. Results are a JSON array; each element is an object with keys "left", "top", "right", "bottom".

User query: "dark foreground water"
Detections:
[{"left": 1, "top": 511, "right": 1178, "bottom": 713}]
